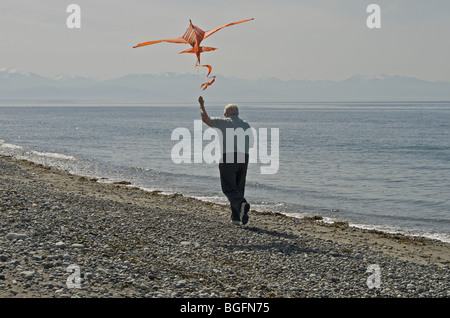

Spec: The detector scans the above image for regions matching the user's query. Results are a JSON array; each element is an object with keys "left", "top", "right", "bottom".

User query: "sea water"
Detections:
[{"left": 1, "top": 102, "right": 449, "bottom": 242}]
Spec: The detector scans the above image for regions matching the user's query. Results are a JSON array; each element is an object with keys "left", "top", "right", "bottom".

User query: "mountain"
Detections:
[
  {"left": 0, "top": 67, "right": 56, "bottom": 91},
  {"left": 1, "top": 67, "right": 450, "bottom": 104}
]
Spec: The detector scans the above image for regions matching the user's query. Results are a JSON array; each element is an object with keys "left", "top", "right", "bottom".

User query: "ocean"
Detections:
[{"left": 1, "top": 102, "right": 449, "bottom": 242}]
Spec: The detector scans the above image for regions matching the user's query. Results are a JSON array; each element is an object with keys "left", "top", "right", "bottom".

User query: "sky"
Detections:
[{"left": 1, "top": 0, "right": 449, "bottom": 82}]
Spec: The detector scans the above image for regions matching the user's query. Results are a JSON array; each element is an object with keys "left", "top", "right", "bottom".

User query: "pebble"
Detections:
[
  {"left": 55, "top": 242, "right": 66, "bottom": 248},
  {"left": 20, "top": 271, "right": 35, "bottom": 280},
  {"left": 6, "top": 233, "right": 28, "bottom": 241},
  {"left": 355, "top": 253, "right": 363, "bottom": 260}
]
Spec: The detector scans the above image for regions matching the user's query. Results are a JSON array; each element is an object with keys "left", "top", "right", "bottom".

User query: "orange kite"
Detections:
[{"left": 133, "top": 18, "right": 254, "bottom": 90}]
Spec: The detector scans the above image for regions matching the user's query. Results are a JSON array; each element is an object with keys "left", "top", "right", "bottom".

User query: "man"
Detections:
[{"left": 198, "top": 96, "right": 253, "bottom": 225}]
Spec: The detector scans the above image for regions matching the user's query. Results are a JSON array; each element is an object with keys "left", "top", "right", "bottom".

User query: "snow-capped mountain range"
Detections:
[{"left": 1, "top": 67, "right": 450, "bottom": 104}]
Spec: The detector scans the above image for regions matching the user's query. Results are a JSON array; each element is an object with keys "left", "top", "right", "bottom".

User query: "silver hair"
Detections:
[{"left": 224, "top": 104, "right": 239, "bottom": 116}]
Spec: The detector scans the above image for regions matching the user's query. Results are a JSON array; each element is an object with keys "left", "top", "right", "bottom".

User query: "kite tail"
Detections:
[
  {"left": 196, "top": 64, "right": 216, "bottom": 91},
  {"left": 201, "top": 75, "right": 216, "bottom": 91}
]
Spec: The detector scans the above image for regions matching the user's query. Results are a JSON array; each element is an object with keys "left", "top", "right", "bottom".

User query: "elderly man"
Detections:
[{"left": 198, "top": 96, "right": 253, "bottom": 225}]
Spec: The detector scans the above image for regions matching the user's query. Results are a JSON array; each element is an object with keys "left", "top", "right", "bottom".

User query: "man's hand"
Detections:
[
  {"left": 198, "top": 96, "right": 210, "bottom": 126},
  {"left": 198, "top": 96, "right": 205, "bottom": 108}
]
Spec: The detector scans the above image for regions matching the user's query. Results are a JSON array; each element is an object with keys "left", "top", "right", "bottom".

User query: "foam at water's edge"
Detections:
[
  {"left": 0, "top": 142, "right": 23, "bottom": 150},
  {"left": 30, "top": 150, "right": 76, "bottom": 161}
]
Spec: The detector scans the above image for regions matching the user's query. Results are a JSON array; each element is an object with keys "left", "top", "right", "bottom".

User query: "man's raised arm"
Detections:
[{"left": 198, "top": 96, "right": 211, "bottom": 127}]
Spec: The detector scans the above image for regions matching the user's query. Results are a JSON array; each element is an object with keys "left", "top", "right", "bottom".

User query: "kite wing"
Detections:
[
  {"left": 204, "top": 18, "right": 254, "bottom": 39},
  {"left": 133, "top": 37, "right": 188, "bottom": 48}
]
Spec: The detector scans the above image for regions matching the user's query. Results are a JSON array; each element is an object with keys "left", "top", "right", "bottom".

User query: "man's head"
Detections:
[{"left": 224, "top": 104, "right": 239, "bottom": 117}]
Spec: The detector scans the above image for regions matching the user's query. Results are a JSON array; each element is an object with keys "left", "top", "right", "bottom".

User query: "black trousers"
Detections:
[{"left": 219, "top": 153, "right": 249, "bottom": 221}]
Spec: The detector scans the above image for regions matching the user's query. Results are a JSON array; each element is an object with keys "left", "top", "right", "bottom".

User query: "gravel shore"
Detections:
[{"left": 0, "top": 155, "right": 449, "bottom": 298}]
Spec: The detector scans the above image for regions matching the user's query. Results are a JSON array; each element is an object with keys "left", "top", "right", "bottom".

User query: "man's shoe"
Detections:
[
  {"left": 231, "top": 220, "right": 241, "bottom": 226},
  {"left": 240, "top": 202, "right": 250, "bottom": 225}
]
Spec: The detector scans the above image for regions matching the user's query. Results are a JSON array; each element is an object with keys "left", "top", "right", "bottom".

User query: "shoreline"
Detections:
[
  {"left": 3, "top": 140, "right": 448, "bottom": 245},
  {"left": 0, "top": 154, "right": 449, "bottom": 298}
]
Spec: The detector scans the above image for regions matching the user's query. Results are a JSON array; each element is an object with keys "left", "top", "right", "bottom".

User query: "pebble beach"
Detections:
[{"left": 0, "top": 154, "right": 449, "bottom": 299}]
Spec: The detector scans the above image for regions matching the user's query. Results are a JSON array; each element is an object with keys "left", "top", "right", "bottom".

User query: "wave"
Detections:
[
  {"left": 30, "top": 150, "right": 76, "bottom": 161},
  {"left": 347, "top": 222, "right": 450, "bottom": 243},
  {"left": 0, "top": 142, "right": 23, "bottom": 150}
]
